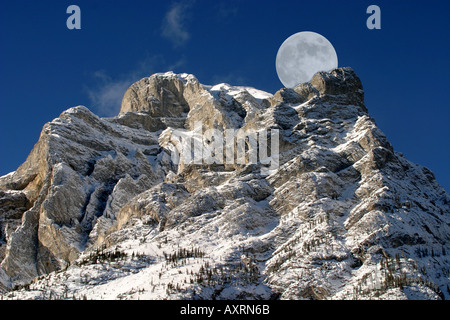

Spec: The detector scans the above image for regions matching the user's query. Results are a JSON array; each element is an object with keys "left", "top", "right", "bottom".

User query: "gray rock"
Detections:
[{"left": 0, "top": 67, "right": 448, "bottom": 300}]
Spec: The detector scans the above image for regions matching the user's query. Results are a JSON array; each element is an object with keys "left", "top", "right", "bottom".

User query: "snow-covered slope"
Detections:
[{"left": 0, "top": 68, "right": 448, "bottom": 299}]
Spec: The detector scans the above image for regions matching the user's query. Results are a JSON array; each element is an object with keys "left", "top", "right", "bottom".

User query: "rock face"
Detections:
[{"left": 0, "top": 68, "right": 449, "bottom": 300}]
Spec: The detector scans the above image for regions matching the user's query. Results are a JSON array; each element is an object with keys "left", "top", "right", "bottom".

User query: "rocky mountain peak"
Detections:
[
  {"left": 120, "top": 72, "right": 196, "bottom": 116},
  {"left": 0, "top": 68, "right": 448, "bottom": 300}
]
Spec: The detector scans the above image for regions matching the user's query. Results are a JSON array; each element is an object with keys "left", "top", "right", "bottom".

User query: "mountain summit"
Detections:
[{"left": 0, "top": 68, "right": 449, "bottom": 300}]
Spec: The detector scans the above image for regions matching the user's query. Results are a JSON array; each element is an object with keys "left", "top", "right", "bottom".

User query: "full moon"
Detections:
[{"left": 276, "top": 31, "right": 338, "bottom": 88}]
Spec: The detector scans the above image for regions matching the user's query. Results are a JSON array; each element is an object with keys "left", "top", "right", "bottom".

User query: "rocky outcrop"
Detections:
[
  {"left": 0, "top": 68, "right": 448, "bottom": 300},
  {"left": 0, "top": 106, "right": 165, "bottom": 284}
]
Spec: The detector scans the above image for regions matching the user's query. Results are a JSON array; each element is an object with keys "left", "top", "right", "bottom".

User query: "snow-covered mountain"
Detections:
[{"left": 0, "top": 68, "right": 448, "bottom": 300}]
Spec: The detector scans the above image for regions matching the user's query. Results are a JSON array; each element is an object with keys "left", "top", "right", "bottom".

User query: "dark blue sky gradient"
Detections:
[{"left": 0, "top": 0, "right": 449, "bottom": 191}]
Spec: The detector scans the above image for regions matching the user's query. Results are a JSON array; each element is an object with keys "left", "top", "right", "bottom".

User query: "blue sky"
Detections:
[{"left": 0, "top": 0, "right": 449, "bottom": 191}]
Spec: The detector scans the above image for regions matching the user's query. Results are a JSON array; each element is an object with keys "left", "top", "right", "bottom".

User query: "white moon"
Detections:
[{"left": 276, "top": 31, "right": 338, "bottom": 88}]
